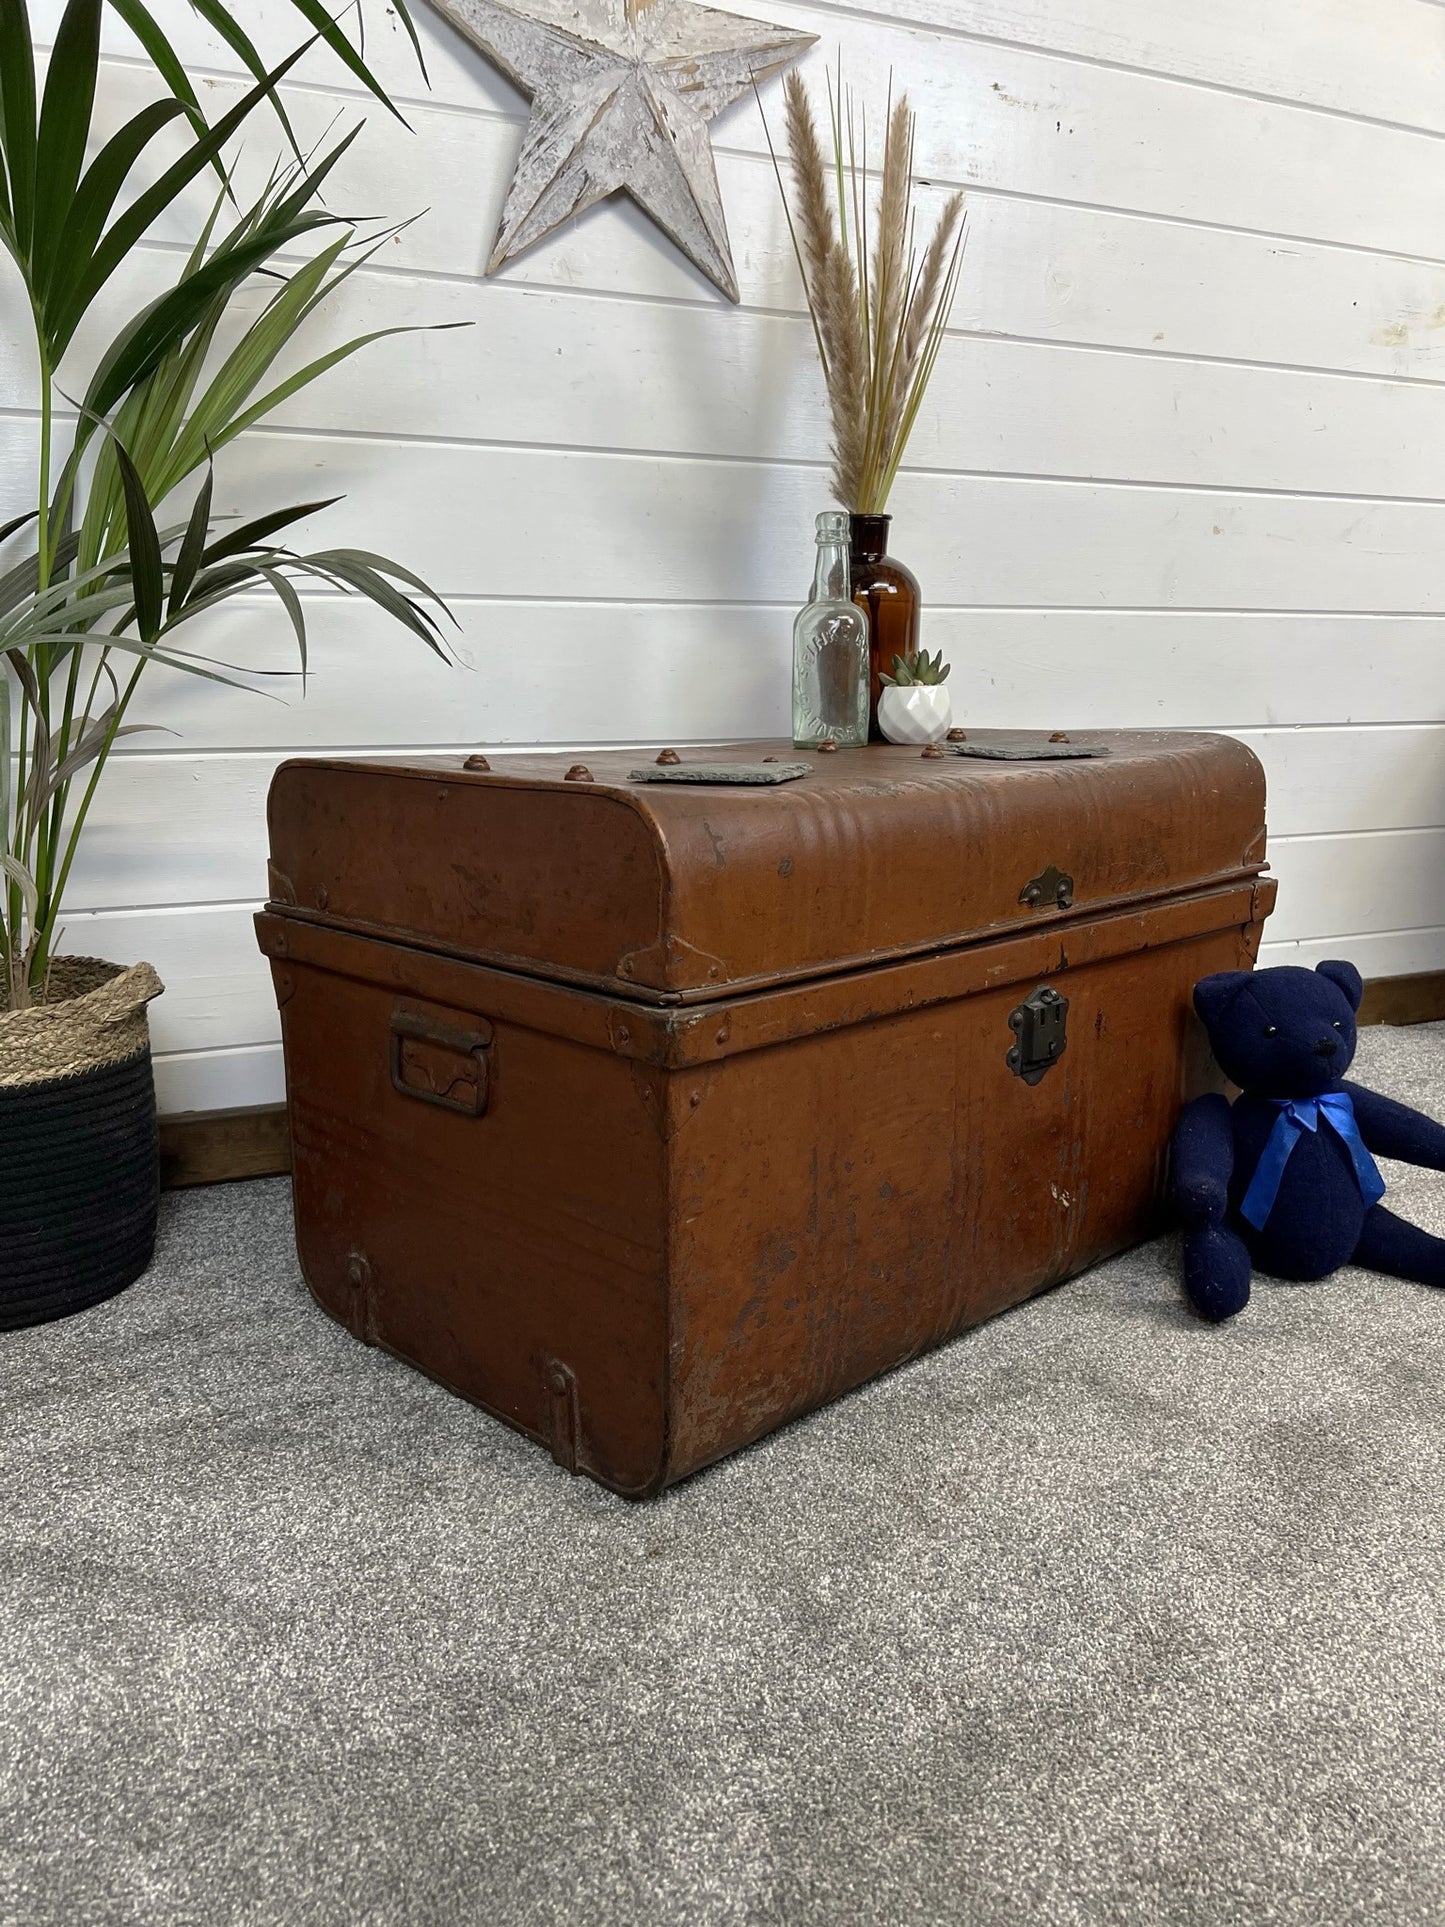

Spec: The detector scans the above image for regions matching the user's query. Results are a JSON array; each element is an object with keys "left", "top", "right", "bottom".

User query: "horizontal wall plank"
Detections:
[
  {"left": 178, "top": 437, "right": 1445, "bottom": 612},
  {"left": 939, "top": 620, "right": 1445, "bottom": 730},
  {"left": 47, "top": 64, "right": 1445, "bottom": 386},
  {"left": 209, "top": 281, "right": 1445, "bottom": 500},
  {"left": 821, "top": 0, "right": 1445, "bottom": 136},
  {"left": 324, "top": 17, "right": 1445, "bottom": 267},
  {"left": 1265, "top": 830, "right": 1445, "bottom": 947},
  {"left": 1236, "top": 727, "right": 1445, "bottom": 839},
  {"left": 76, "top": 27, "right": 1445, "bottom": 287},
  {"left": 6, "top": 428, "right": 1437, "bottom": 614},
  {"left": 1260, "top": 927, "right": 1445, "bottom": 984},
  {"left": 60, "top": 905, "right": 278, "bottom": 1053},
  {"left": 348, "top": 28, "right": 1445, "bottom": 263},
  {"left": 153, "top": 1044, "right": 285, "bottom": 1115},
  {"left": 29, "top": 252, "right": 1445, "bottom": 500},
  {"left": 77, "top": 0, "right": 1445, "bottom": 196},
  {"left": 58, "top": 756, "right": 270, "bottom": 908},
  {"left": 78, "top": 603, "right": 1445, "bottom": 754},
  {"left": 101, "top": 598, "right": 793, "bottom": 750}
]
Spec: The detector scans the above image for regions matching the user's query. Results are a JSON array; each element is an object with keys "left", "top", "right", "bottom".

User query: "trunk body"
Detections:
[{"left": 258, "top": 734, "right": 1273, "bottom": 1495}]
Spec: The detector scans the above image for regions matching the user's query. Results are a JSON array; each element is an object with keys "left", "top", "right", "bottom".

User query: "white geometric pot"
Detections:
[{"left": 877, "top": 683, "right": 952, "bottom": 745}]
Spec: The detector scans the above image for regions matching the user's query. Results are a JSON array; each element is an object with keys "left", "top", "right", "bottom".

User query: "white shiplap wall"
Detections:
[{"left": 13, "top": 0, "right": 1445, "bottom": 1112}]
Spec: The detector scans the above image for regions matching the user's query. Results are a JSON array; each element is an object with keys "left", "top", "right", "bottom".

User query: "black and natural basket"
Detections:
[{"left": 1, "top": 957, "right": 164, "bottom": 1332}]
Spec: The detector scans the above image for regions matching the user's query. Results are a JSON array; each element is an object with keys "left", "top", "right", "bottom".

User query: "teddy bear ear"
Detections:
[
  {"left": 1315, "top": 959, "right": 1363, "bottom": 1012},
  {"left": 1193, "top": 971, "right": 1251, "bottom": 1028}
]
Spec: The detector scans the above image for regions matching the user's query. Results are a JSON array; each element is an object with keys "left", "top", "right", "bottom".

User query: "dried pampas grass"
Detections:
[{"left": 764, "top": 68, "right": 966, "bottom": 514}]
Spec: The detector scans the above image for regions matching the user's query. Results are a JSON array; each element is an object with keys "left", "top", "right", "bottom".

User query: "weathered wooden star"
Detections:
[{"left": 424, "top": 0, "right": 817, "bottom": 301}]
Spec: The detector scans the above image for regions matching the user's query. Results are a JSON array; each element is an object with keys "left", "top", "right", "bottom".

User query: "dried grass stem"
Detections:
[{"left": 770, "top": 70, "right": 966, "bottom": 514}]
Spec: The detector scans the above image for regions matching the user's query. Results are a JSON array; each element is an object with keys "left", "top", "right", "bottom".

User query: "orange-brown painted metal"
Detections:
[{"left": 257, "top": 734, "right": 1273, "bottom": 1495}]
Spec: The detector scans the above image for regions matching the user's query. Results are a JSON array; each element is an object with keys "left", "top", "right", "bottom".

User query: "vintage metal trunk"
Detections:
[{"left": 257, "top": 733, "right": 1273, "bottom": 1496}]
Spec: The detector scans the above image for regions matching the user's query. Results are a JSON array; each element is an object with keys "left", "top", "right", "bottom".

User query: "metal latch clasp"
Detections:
[
  {"left": 1006, "top": 985, "right": 1069, "bottom": 1085},
  {"left": 1020, "top": 863, "right": 1074, "bottom": 910},
  {"left": 390, "top": 1008, "right": 494, "bottom": 1115}
]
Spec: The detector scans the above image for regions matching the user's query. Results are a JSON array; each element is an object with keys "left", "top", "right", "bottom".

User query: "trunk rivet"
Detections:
[
  {"left": 464, "top": 754, "right": 491, "bottom": 772},
  {"left": 921, "top": 743, "right": 946, "bottom": 758},
  {"left": 566, "top": 764, "right": 594, "bottom": 782},
  {"left": 947, "top": 727, "right": 967, "bottom": 742},
  {"left": 1049, "top": 731, "right": 1070, "bottom": 743},
  {"left": 656, "top": 748, "right": 681, "bottom": 765},
  {"left": 818, "top": 739, "right": 838, "bottom": 753}
]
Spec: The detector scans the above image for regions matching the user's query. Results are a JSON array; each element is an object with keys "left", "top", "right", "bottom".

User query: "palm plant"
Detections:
[{"left": 1, "top": 0, "right": 453, "bottom": 1010}]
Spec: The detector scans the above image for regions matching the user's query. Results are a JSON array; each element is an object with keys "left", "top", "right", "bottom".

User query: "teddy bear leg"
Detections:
[
  {"left": 1182, "top": 1222, "right": 1254, "bottom": 1323},
  {"left": 1352, "top": 1204, "right": 1445, "bottom": 1287}
]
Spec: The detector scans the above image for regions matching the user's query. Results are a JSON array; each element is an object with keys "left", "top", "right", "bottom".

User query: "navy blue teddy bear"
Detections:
[{"left": 1172, "top": 960, "right": 1445, "bottom": 1321}]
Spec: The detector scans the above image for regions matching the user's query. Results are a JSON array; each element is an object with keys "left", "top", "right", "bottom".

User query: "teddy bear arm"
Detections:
[
  {"left": 1171, "top": 1091, "right": 1236, "bottom": 1227},
  {"left": 1343, "top": 1081, "right": 1445, "bottom": 1173}
]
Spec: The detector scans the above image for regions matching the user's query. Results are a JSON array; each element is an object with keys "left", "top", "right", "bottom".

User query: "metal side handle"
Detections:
[{"left": 389, "top": 1008, "right": 494, "bottom": 1116}]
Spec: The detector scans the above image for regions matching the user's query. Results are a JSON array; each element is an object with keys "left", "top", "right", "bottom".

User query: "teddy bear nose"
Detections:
[{"left": 1314, "top": 1035, "right": 1339, "bottom": 1058}]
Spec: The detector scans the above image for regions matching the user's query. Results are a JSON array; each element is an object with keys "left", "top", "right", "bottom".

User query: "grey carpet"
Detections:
[{"left": 5, "top": 1025, "right": 1445, "bottom": 1927}]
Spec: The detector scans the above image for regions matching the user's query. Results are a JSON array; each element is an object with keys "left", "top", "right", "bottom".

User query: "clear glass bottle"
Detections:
[{"left": 793, "top": 511, "right": 869, "bottom": 749}]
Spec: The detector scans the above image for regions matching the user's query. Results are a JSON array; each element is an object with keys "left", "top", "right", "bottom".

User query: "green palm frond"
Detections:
[
  {"left": 1, "top": 0, "right": 455, "bottom": 1010},
  {"left": 111, "top": 0, "right": 427, "bottom": 145}
]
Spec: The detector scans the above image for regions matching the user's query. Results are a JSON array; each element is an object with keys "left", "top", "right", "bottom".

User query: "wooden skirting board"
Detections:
[
  {"left": 159, "top": 1104, "right": 293, "bottom": 1190},
  {"left": 157, "top": 970, "right": 1445, "bottom": 1188},
  {"left": 1358, "top": 970, "right": 1445, "bottom": 1029}
]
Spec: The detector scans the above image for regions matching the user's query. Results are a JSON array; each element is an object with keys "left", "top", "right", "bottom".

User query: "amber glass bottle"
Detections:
[{"left": 849, "top": 513, "right": 920, "bottom": 740}]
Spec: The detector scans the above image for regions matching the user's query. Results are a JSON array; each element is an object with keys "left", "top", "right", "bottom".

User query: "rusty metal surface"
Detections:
[
  {"left": 626, "top": 761, "right": 814, "bottom": 785},
  {"left": 259, "top": 734, "right": 1274, "bottom": 1496},
  {"left": 265, "top": 732, "right": 1268, "bottom": 1003}
]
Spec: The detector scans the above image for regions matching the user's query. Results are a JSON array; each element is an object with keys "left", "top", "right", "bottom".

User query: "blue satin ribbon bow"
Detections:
[{"left": 1238, "top": 1091, "right": 1386, "bottom": 1231}]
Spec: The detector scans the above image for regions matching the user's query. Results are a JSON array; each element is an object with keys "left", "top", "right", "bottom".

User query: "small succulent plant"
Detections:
[{"left": 880, "top": 648, "right": 951, "bottom": 687}]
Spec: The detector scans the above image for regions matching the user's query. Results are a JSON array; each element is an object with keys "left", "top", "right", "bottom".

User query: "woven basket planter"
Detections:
[{"left": 1, "top": 958, "right": 164, "bottom": 1331}]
